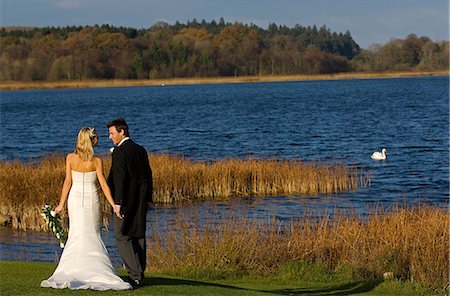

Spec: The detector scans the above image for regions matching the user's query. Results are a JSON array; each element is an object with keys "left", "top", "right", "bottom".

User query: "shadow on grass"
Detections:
[
  {"left": 261, "top": 279, "right": 384, "bottom": 295},
  {"left": 140, "top": 276, "right": 383, "bottom": 295},
  {"left": 144, "top": 277, "right": 248, "bottom": 290}
]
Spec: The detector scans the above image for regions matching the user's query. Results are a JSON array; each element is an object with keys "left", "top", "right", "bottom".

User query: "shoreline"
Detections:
[{"left": 0, "top": 70, "right": 448, "bottom": 90}]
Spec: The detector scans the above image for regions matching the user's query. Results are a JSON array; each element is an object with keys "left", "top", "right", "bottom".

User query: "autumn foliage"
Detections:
[{"left": 1, "top": 19, "right": 446, "bottom": 81}]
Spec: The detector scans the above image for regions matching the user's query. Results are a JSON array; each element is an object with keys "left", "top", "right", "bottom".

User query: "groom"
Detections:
[{"left": 106, "top": 118, "right": 153, "bottom": 288}]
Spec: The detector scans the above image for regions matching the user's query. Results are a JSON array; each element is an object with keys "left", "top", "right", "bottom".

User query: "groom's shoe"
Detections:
[{"left": 128, "top": 278, "right": 142, "bottom": 289}]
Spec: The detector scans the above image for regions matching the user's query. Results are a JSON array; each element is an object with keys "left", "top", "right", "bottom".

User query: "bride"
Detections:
[{"left": 41, "top": 127, "right": 132, "bottom": 290}]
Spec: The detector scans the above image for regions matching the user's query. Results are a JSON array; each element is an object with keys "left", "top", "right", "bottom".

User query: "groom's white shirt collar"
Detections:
[{"left": 118, "top": 137, "right": 130, "bottom": 147}]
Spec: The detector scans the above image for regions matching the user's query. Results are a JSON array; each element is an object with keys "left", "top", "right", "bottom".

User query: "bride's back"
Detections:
[{"left": 68, "top": 153, "right": 97, "bottom": 172}]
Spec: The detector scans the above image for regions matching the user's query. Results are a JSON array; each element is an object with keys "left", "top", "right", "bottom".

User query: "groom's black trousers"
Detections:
[{"left": 113, "top": 216, "right": 146, "bottom": 281}]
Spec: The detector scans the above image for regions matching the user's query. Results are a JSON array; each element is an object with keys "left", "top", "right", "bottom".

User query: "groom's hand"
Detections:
[{"left": 113, "top": 205, "right": 123, "bottom": 219}]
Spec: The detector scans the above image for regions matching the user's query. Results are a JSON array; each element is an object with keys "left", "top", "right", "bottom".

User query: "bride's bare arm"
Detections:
[
  {"left": 95, "top": 158, "right": 121, "bottom": 217},
  {"left": 55, "top": 154, "right": 73, "bottom": 214}
]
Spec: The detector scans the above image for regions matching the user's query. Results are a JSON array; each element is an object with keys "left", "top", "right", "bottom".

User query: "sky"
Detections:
[{"left": 0, "top": 0, "right": 448, "bottom": 49}]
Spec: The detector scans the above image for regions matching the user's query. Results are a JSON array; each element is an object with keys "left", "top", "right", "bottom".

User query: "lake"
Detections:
[{"left": 0, "top": 76, "right": 448, "bottom": 265}]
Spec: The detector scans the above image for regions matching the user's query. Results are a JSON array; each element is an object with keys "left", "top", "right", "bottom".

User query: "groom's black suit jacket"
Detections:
[{"left": 108, "top": 139, "right": 152, "bottom": 238}]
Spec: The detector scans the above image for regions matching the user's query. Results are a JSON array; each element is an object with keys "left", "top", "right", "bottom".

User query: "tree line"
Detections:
[{"left": 0, "top": 19, "right": 448, "bottom": 81}]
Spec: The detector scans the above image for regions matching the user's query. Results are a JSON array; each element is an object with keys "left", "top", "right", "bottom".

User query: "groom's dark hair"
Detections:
[{"left": 107, "top": 118, "right": 129, "bottom": 137}]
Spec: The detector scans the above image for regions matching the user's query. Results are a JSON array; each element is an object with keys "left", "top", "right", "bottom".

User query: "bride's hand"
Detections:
[
  {"left": 54, "top": 204, "right": 63, "bottom": 215},
  {"left": 113, "top": 205, "right": 122, "bottom": 219}
]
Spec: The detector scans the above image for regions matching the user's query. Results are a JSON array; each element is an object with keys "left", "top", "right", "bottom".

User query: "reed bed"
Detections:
[
  {"left": 0, "top": 70, "right": 447, "bottom": 90},
  {"left": 147, "top": 205, "right": 449, "bottom": 289},
  {"left": 0, "top": 154, "right": 366, "bottom": 231},
  {"left": 150, "top": 154, "right": 365, "bottom": 203}
]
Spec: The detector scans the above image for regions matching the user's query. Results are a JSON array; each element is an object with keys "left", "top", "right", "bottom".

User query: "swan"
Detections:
[{"left": 371, "top": 148, "right": 387, "bottom": 160}]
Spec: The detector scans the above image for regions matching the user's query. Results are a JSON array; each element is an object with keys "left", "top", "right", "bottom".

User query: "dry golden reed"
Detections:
[
  {"left": 150, "top": 154, "right": 365, "bottom": 203},
  {"left": 0, "top": 154, "right": 365, "bottom": 231},
  {"left": 0, "top": 70, "right": 447, "bottom": 90},
  {"left": 147, "top": 205, "right": 449, "bottom": 288}
]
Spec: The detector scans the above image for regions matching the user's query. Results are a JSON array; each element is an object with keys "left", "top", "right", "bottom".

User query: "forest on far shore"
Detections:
[{"left": 1, "top": 18, "right": 448, "bottom": 81}]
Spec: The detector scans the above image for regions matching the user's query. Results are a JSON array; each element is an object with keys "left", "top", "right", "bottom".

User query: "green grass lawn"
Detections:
[{"left": 0, "top": 261, "right": 443, "bottom": 296}]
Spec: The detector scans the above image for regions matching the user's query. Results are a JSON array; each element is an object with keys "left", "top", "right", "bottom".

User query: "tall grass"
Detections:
[
  {"left": 0, "top": 156, "right": 65, "bottom": 231},
  {"left": 147, "top": 205, "right": 449, "bottom": 289},
  {"left": 0, "top": 154, "right": 366, "bottom": 231},
  {"left": 150, "top": 154, "right": 365, "bottom": 203},
  {"left": 0, "top": 70, "right": 447, "bottom": 90}
]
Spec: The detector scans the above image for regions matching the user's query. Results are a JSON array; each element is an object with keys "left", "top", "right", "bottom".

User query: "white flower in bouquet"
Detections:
[{"left": 41, "top": 204, "right": 68, "bottom": 249}]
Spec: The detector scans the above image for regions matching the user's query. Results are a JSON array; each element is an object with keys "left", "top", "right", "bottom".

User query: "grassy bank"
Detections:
[
  {"left": 0, "top": 70, "right": 447, "bottom": 90},
  {"left": 147, "top": 205, "right": 448, "bottom": 289},
  {"left": 0, "top": 261, "right": 444, "bottom": 295},
  {"left": 0, "top": 154, "right": 366, "bottom": 230}
]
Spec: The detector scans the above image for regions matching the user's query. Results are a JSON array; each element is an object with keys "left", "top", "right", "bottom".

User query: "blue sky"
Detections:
[{"left": 1, "top": 0, "right": 448, "bottom": 48}]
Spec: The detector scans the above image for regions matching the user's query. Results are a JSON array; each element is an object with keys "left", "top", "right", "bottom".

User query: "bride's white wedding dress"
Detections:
[{"left": 41, "top": 170, "right": 131, "bottom": 290}]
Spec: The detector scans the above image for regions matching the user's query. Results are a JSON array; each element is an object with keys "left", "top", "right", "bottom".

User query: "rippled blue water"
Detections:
[{"left": 1, "top": 75, "right": 448, "bottom": 264}]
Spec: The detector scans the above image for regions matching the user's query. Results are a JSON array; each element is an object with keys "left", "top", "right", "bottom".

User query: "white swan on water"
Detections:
[{"left": 371, "top": 148, "right": 387, "bottom": 160}]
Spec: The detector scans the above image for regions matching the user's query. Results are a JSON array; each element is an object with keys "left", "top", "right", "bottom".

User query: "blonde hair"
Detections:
[{"left": 74, "top": 127, "right": 98, "bottom": 161}]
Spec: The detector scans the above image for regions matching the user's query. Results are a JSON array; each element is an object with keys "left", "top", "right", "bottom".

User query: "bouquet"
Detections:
[{"left": 41, "top": 204, "right": 68, "bottom": 248}]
